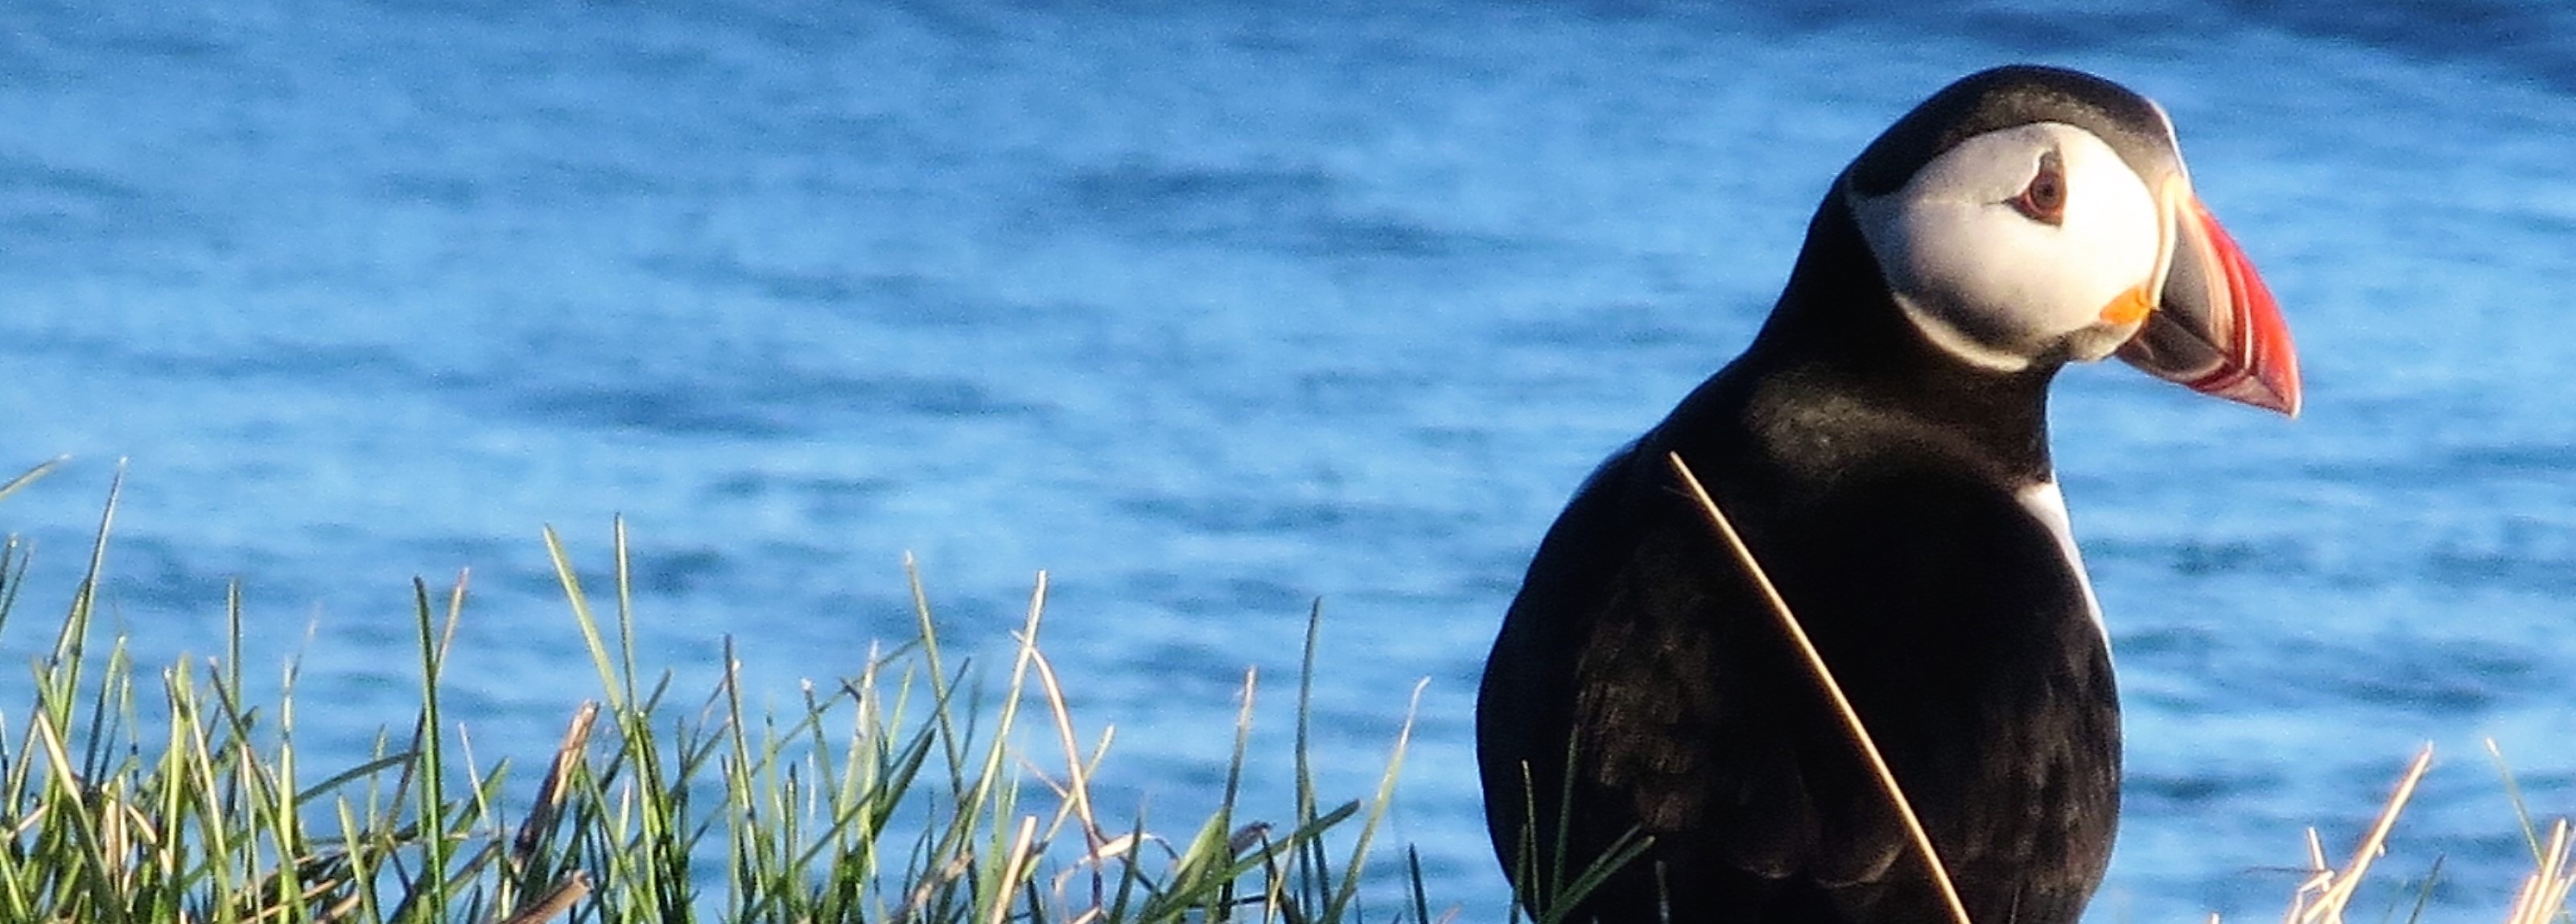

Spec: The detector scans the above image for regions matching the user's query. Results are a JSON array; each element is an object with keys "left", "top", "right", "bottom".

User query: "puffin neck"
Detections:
[{"left": 1735, "top": 192, "right": 2060, "bottom": 477}]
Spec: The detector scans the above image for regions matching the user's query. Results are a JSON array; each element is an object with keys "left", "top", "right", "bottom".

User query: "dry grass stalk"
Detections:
[
  {"left": 1665, "top": 452, "right": 1976, "bottom": 924},
  {"left": 2285, "top": 746, "right": 2435, "bottom": 924},
  {"left": 1026, "top": 642, "right": 1111, "bottom": 855},
  {"left": 510, "top": 701, "right": 599, "bottom": 868},
  {"left": 496, "top": 871, "right": 591, "bottom": 924},
  {"left": 988, "top": 815, "right": 1043, "bottom": 924},
  {"left": 1023, "top": 622, "right": 1127, "bottom": 922},
  {"left": 888, "top": 852, "right": 975, "bottom": 924},
  {"left": 2502, "top": 819, "right": 2575, "bottom": 924}
]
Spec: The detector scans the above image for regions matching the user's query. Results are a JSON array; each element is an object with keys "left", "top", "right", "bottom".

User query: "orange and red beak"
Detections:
[{"left": 2115, "top": 194, "right": 2302, "bottom": 416}]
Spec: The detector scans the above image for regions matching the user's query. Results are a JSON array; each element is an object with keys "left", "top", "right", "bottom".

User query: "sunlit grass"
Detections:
[
  {"left": 1, "top": 455, "right": 2568, "bottom": 924},
  {"left": 0, "top": 462, "right": 1431, "bottom": 923}
]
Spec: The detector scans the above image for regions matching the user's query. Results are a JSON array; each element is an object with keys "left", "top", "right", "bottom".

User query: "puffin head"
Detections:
[{"left": 1840, "top": 64, "right": 2301, "bottom": 415}]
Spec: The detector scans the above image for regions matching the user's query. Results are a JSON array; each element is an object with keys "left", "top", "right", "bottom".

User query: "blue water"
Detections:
[{"left": 4, "top": 2, "right": 2574, "bottom": 919}]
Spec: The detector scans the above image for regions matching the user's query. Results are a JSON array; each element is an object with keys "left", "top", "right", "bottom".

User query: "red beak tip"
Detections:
[{"left": 2204, "top": 203, "right": 2302, "bottom": 419}]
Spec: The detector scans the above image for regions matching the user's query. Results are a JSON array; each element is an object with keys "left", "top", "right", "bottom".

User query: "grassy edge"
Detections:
[
  {"left": 0, "top": 458, "right": 2569, "bottom": 923},
  {"left": 0, "top": 464, "right": 1440, "bottom": 924}
]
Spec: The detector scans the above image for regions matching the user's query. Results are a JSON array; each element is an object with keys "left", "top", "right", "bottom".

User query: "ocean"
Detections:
[{"left": 3, "top": 1, "right": 2573, "bottom": 919}]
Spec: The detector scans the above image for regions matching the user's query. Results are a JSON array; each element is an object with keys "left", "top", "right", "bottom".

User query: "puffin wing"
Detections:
[
  {"left": 1482, "top": 440, "right": 1909, "bottom": 921},
  {"left": 1489, "top": 431, "right": 2118, "bottom": 922},
  {"left": 1562, "top": 442, "right": 1914, "bottom": 893}
]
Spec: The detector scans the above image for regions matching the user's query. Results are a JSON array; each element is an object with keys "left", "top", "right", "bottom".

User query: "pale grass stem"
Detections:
[
  {"left": 2278, "top": 746, "right": 2435, "bottom": 924},
  {"left": 2267, "top": 745, "right": 2573, "bottom": 924},
  {"left": 498, "top": 871, "right": 594, "bottom": 924},
  {"left": 2498, "top": 820, "right": 2575, "bottom": 924},
  {"left": 1666, "top": 451, "right": 1977, "bottom": 924}
]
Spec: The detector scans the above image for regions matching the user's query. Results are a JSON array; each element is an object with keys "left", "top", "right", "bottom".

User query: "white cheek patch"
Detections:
[{"left": 1850, "top": 123, "right": 2165, "bottom": 367}]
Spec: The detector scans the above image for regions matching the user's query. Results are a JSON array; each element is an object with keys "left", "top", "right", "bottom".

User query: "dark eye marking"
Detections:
[{"left": 2010, "top": 149, "right": 2067, "bottom": 225}]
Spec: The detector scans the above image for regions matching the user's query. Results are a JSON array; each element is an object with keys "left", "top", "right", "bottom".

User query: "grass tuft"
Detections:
[
  {"left": 0, "top": 461, "right": 1436, "bottom": 923},
  {"left": 2, "top": 456, "right": 2570, "bottom": 924}
]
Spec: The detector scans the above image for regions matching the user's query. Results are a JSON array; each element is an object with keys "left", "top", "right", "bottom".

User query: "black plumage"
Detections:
[{"left": 1474, "top": 66, "right": 2207, "bottom": 924}]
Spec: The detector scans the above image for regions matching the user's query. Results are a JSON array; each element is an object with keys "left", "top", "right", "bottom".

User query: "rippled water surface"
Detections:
[{"left": 4, "top": 2, "right": 2574, "bottom": 919}]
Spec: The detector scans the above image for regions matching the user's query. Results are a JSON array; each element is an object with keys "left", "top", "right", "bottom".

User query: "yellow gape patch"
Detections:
[{"left": 2098, "top": 283, "right": 2155, "bottom": 326}]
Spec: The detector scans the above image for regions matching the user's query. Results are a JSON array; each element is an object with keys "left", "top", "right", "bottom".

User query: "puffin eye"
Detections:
[{"left": 2010, "top": 150, "right": 2067, "bottom": 225}]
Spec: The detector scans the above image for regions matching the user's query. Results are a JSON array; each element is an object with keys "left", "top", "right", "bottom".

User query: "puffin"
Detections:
[{"left": 1475, "top": 65, "right": 2299, "bottom": 924}]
